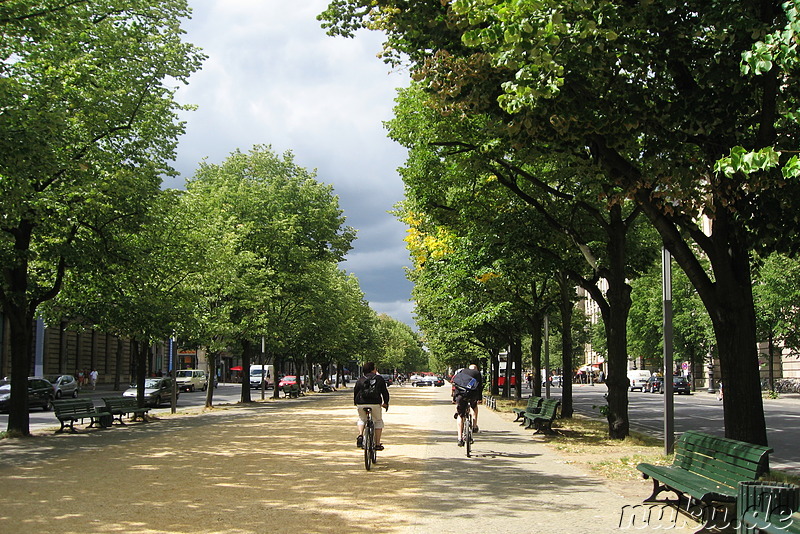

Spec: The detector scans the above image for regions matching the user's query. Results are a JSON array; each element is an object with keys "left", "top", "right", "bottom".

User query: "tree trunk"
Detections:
[
  {"left": 557, "top": 273, "right": 574, "bottom": 418},
  {"left": 529, "top": 314, "right": 543, "bottom": 398},
  {"left": 4, "top": 300, "right": 35, "bottom": 436},
  {"left": 114, "top": 337, "right": 123, "bottom": 391},
  {"left": 205, "top": 351, "right": 217, "bottom": 408},
  {"left": 710, "top": 277, "right": 768, "bottom": 445},
  {"left": 134, "top": 340, "right": 150, "bottom": 409},
  {"left": 489, "top": 350, "right": 499, "bottom": 395},
  {"left": 240, "top": 339, "right": 254, "bottom": 403},
  {"left": 644, "top": 201, "right": 769, "bottom": 446}
]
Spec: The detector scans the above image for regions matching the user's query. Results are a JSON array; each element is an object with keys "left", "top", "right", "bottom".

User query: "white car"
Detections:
[{"left": 175, "top": 369, "right": 208, "bottom": 392}]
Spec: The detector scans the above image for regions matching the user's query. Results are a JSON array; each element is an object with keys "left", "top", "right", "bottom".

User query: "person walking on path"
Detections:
[
  {"left": 89, "top": 369, "right": 98, "bottom": 390},
  {"left": 354, "top": 362, "right": 389, "bottom": 451}
]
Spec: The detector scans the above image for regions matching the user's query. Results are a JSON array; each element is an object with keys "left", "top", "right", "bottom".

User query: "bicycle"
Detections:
[
  {"left": 464, "top": 409, "right": 473, "bottom": 457},
  {"left": 363, "top": 407, "right": 377, "bottom": 470}
]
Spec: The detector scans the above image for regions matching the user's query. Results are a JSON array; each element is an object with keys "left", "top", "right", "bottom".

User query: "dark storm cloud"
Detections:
[{"left": 171, "top": 1, "right": 415, "bottom": 326}]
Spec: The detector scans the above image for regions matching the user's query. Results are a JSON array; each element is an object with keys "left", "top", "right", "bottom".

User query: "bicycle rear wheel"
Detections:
[
  {"left": 364, "top": 421, "right": 374, "bottom": 471},
  {"left": 465, "top": 413, "right": 473, "bottom": 457}
]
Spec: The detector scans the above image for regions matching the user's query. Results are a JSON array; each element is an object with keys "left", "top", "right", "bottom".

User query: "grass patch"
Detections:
[{"left": 762, "top": 470, "right": 800, "bottom": 485}]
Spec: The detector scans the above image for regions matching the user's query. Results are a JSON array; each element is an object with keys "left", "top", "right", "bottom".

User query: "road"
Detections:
[
  {"left": 562, "top": 383, "right": 800, "bottom": 473},
  {"left": 0, "top": 382, "right": 248, "bottom": 432}
]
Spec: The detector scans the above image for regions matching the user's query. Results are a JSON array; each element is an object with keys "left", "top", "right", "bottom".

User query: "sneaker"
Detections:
[
  {"left": 356, "top": 435, "right": 363, "bottom": 448},
  {"left": 375, "top": 444, "right": 384, "bottom": 451},
  {"left": 458, "top": 439, "right": 465, "bottom": 447}
]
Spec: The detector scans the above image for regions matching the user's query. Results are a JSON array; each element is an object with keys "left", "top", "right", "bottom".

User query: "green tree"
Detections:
[
  {"left": 184, "top": 145, "right": 356, "bottom": 402},
  {"left": 321, "top": 0, "right": 800, "bottom": 445},
  {"left": 46, "top": 189, "right": 204, "bottom": 406},
  {"left": 753, "top": 253, "right": 800, "bottom": 391},
  {"left": 0, "top": 0, "right": 203, "bottom": 435}
]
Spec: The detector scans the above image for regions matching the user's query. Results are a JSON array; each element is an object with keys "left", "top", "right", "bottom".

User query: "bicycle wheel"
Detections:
[
  {"left": 465, "top": 413, "right": 473, "bottom": 458},
  {"left": 364, "top": 421, "right": 374, "bottom": 471}
]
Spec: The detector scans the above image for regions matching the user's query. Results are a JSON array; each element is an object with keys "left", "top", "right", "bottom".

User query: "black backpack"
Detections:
[
  {"left": 362, "top": 376, "right": 378, "bottom": 397},
  {"left": 359, "top": 374, "right": 380, "bottom": 403}
]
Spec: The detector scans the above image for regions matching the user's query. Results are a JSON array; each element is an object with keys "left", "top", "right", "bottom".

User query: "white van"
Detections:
[
  {"left": 249, "top": 365, "right": 274, "bottom": 389},
  {"left": 627, "top": 370, "right": 651, "bottom": 392},
  {"left": 175, "top": 369, "right": 208, "bottom": 392}
]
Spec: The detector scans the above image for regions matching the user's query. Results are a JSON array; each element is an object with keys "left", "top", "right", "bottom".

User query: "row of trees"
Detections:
[
  {"left": 1, "top": 2, "right": 425, "bottom": 437},
  {"left": 321, "top": 0, "right": 800, "bottom": 445}
]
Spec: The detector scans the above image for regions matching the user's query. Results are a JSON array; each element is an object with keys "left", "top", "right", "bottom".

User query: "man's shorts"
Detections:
[
  {"left": 455, "top": 395, "right": 478, "bottom": 416},
  {"left": 356, "top": 404, "right": 384, "bottom": 429}
]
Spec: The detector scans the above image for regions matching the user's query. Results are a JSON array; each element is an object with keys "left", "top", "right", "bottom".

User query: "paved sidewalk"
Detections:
[{"left": 0, "top": 385, "right": 674, "bottom": 533}]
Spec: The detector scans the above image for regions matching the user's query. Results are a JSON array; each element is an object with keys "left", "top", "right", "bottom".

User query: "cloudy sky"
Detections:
[{"left": 169, "top": 1, "right": 416, "bottom": 327}]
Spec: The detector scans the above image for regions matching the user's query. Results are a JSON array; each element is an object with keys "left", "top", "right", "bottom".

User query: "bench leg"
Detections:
[
  {"left": 687, "top": 501, "right": 735, "bottom": 534},
  {"left": 643, "top": 477, "right": 681, "bottom": 504}
]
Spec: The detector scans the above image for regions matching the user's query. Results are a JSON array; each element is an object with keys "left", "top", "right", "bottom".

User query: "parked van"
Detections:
[
  {"left": 249, "top": 365, "right": 274, "bottom": 389},
  {"left": 175, "top": 369, "right": 208, "bottom": 392},
  {"left": 627, "top": 370, "right": 651, "bottom": 392}
]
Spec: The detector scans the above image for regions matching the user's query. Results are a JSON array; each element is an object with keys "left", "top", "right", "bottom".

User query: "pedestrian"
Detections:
[
  {"left": 90, "top": 369, "right": 98, "bottom": 390},
  {"left": 717, "top": 380, "right": 723, "bottom": 401},
  {"left": 77, "top": 369, "right": 84, "bottom": 387}
]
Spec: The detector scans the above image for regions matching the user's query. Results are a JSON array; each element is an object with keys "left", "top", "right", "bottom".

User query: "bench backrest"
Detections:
[
  {"left": 54, "top": 398, "right": 95, "bottom": 414},
  {"left": 103, "top": 397, "right": 140, "bottom": 409},
  {"left": 674, "top": 431, "right": 773, "bottom": 490},
  {"left": 528, "top": 396, "right": 543, "bottom": 409},
  {"left": 538, "top": 399, "right": 560, "bottom": 418}
]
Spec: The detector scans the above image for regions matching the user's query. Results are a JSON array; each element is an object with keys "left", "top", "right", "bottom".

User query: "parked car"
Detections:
[
  {"left": 644, "top": 376, "right": 663, "bottom": 393},
  {"left": 45, "top": 374, "right": 79, "bottom": 398},
  {"left": 278, "top": 375, "right": 303, "bottom": 388},
  {"left": 0, "top": 377, "right": 55, "bottom": 412},
  {"left": 174, "top": 369, "right": 208, "bottom": 392},
  {"left": 380, "top": 374, "right": 394, "bottom": 386},
  {"left": 122, "top": 377, "right": 178, "bottom": 407},
  {"left": 673, "top": 376, "right": 692, "bottom": 394}
]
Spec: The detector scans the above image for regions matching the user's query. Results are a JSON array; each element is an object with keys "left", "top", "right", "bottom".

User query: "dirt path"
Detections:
[{"left": 0, "top": 386, "right": 664, "bottom": 533}]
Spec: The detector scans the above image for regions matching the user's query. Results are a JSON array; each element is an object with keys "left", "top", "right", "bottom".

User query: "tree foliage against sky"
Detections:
[
  {"left": 320, "top": 0, "right": 800, "bottom": 444},
  {"left": 0, "top": 0, "right": 203, "bottom": 435}
]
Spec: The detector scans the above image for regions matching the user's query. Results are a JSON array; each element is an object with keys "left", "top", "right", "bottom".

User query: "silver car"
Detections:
[
  {"left": 123, "top": 377, "right": 178, "bottom": 407},
  {"left": 45, "top": 374, "right": 79, "bottom": 399}
]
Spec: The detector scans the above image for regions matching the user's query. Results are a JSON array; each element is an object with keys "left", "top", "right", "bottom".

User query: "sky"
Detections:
[{"left": 168, "top": 1, "right": 416, "bottom": 327}]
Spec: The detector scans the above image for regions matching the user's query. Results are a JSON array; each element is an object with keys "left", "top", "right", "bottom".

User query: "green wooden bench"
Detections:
[
  {"left": 513, "top": 396, "right": 543, "bottom": 423},
  {"left": 738, "top": 481, "right": 800, "bottom": 533},
  {"left": 282, "top": 383, "right": 302, "bottom": 398},
  {"left": 102, "top": 396, "right": 151, "bottom": 424},
  {"left": 53, "top": 398, "right": 108, "bottom": 433},
  {"left": 637, "top": 431, "right": 772, "bottom": 533},
  {"left": 739, "top": 510, "right": 800, "bottom": 533},
  {"left": 522, "top": 398, "right": 560, "bottom": 434}
]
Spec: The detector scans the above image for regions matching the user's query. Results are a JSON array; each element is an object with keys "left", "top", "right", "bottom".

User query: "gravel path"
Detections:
[{"left": 0, "top": 385, "right": 672, "bottom": 533}]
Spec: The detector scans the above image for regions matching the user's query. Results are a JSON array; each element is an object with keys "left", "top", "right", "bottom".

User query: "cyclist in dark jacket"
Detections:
[{"left": 354, "top": 362, "right": 389, "bottom": 450}]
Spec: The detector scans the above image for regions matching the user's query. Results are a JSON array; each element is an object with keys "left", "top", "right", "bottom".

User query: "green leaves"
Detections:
[{"left": 715, "top": 146, "right": 783, "bottom": 177}]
